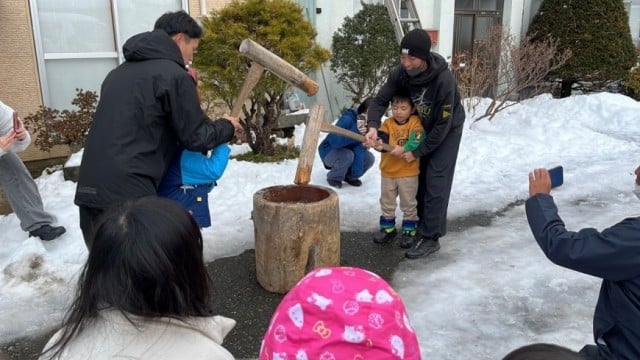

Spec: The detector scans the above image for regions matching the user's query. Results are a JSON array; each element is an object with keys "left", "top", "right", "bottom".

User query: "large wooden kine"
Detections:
[
  {"left": 238, "top": 39, "right": 318, "bottom": 97},
  {"left": 231, "top": 38, "right": 319, "bottom": 139},
  {"left": 238, "top": 40, "right": 340, "bottom": 293}
]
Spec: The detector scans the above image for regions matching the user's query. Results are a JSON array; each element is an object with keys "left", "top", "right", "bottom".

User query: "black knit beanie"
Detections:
[{"left": 400, "top": 29, "right": 431, "bottom": 62}]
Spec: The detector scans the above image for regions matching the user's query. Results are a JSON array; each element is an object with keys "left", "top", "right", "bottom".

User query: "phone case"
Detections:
[
  {"left": 12, "top": 112, "right": 19, "bottom": 131},
  {"left": 548, "top": 166, "right": 563, "bottom": 188}
]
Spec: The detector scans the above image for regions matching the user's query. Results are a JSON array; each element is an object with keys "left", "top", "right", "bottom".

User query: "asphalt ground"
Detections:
[{"left": 0, "top": 211, "right": 495, "bottom": 360}]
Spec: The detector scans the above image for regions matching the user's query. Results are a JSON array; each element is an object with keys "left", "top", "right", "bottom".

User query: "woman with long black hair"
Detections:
[{"left": 40, "top": 196, "right": 235, "bottom": 359}]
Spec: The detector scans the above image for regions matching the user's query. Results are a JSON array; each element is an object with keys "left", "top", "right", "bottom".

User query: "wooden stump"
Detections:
[{"left": 253, "top": 185, "right": 340, "bottom": 293}]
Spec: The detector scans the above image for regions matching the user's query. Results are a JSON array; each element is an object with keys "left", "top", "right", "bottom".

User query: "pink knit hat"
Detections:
[{"left": 259, "top": 267, "right": 422, "bottom": 360}]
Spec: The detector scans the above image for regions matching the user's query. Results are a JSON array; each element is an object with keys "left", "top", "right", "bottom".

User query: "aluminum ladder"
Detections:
[{"left": 384, "top": 0, "right": 423, "bottom": 43}]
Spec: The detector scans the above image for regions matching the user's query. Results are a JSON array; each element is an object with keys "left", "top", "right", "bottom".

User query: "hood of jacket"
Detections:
[{"left": 123, "top": 29, "right": 185, "bottom": 67}]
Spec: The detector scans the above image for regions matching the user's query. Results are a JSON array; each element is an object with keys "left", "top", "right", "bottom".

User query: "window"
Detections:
[
  {"left": 454, "top": 0, "right": 503, "bottom": 55},
  {"left": 455, "top": 0, "right": 474, "bottom": 10},
  {"left": 31, "top": 0, "right": 186, "bottom": 109},
  {"left": 455, "top": 0, "right": 503, "bottom": 11}
]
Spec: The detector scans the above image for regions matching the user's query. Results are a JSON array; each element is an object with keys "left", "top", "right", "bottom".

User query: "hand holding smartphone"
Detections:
[{"left": 548, "top": 166, "right": 563, "bottom": 188}]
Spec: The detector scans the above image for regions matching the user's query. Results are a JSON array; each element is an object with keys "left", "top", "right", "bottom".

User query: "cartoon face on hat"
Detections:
[
  {"left": 400, "top": 29, "right": 432, "bottom": 62},
  {"left": 259, "top": 267, "right": 422, "bottom": 359}
]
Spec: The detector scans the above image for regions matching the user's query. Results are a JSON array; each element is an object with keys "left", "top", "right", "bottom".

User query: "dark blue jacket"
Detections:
[
  {"left": 317, "top": 109, "right": 368, "bottom": 178},
  {"left": 526, "top": 194, "right": 640, "bottom": 360}
]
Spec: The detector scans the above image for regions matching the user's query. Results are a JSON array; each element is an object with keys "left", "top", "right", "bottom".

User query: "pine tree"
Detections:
[
  {"left": 331, "top": 2, "right": 398, "bottom": 103},
  {"left": 527, "top": 0, "right": 636, "bottom": 97},
  {"left": 195, "top": 0, "right": 330, "bottom": 155}
]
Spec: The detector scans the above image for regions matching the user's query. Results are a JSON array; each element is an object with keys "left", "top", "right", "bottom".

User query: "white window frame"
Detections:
[{"left": 29, "top": 0, "right": 190, "bottom": 106}]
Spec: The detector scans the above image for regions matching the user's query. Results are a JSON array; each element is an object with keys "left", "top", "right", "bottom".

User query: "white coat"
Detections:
[{"left": 40, "top": 309, "right": 236, "bottom": 359}]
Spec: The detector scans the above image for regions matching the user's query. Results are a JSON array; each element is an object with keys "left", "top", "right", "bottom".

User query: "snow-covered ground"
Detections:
[{"left": 1, "top": 93, "right": 639, "bottom": 359}]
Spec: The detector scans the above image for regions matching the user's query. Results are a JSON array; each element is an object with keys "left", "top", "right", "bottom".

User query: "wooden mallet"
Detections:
[
  {"left": 231, "top": 38, "right": 319, "bottom": 139},
  {"left": 236, "top": 39, "right": 319, "bottom": 105}
]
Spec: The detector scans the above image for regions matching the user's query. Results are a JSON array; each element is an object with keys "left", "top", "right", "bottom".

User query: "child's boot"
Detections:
[
  {"left": 373, "top": 216, "right": 397, "bottom": 244},
  {"left": 398, "top": 220, "right": 417, "bottom": 248}
]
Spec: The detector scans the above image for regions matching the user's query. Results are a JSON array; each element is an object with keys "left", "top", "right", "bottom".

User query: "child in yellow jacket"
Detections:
[{"left": 373, "top": 94, "right": 424, "bottom": 248}]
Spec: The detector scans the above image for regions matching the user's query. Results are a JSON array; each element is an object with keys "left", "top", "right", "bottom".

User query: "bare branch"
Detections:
[{"left": 453, "top": 26, "right": 571, "bottom": 121}]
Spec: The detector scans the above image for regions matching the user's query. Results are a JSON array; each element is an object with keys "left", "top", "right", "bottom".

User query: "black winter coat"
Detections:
[
  {"left": 75, "top": 30, "right": 235, "bottom": 209},
  {"left": 526, "top": 194, "right": 640, "bottom": 360},
  {"left": 368, "top": 52, "right": 465, "bottom": 158}
]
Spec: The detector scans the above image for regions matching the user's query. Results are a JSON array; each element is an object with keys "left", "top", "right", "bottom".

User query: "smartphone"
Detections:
[
  {"left": 548, "top": 166, "right": 563, "bottom": 188},
  {"left": 356, "top": 114, "right": 367, "bottom": 134},
  {"left": 12, "top": 111, "right": 19, "bottom": 132}
]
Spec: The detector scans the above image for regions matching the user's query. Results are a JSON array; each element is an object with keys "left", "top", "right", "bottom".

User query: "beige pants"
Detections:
[{"left": 380, "top": 176, "right": 419, "bottom": 221}]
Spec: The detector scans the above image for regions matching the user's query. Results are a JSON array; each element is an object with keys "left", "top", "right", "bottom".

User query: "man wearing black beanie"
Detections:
[{"left": 366, "top": 28, "right": 465, "bottom": 259}]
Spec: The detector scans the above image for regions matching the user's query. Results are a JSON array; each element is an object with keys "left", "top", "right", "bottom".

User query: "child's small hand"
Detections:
[
  {"left": 402, "top": 152, "right": 416, "bottom": 162},
  {"left": 371, "top": 139, "right": 383, "bottom": 151},
  {"left": 390, "top": 145, "right": 404, "bottom": 157}
]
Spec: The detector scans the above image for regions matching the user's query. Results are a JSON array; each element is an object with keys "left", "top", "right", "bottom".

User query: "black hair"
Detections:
[
  {"left": 41, "top": 196, "right": 212, "bottom": 359},
  {"left": 357, "top": 97, "right": 373, "bottom": 115},
  {"left": 391, "top": 91, "right": 414, "bottom": 107},
  {"left": 503, "top": 343, "right": 585, "bottom": 360},
  {"left": 153, "top": 10, "right": 202, "bottom": 38}
]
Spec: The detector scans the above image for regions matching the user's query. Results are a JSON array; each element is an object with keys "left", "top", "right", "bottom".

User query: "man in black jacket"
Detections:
[
  {"left": 75, "top": 11, "right": 241, "bottom": 249},
  {"left": 365, "top": 29, "right": 465, "bottom": 259},
  {"left": 526, "top": 167, "right": 640, "bottom": 359}
]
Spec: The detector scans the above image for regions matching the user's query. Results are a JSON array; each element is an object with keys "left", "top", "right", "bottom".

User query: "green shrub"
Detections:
[
  {"left": 331, "top": 2, "right": 398, "bottom": 102},
  {"left": 528, "top": 0, "right": 636, "bottom": 97},
  {"left": 232, "top": 143, "right": 300, "bottom": 163}
]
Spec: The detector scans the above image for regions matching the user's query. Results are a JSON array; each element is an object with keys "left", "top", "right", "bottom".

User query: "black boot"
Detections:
[
  {"left": 398, "top": 220, "right": 417, "bottom": 248},
  {"left": 373, "top": 227, "right": 397, "bottom": 244},
  {"left": 345, "top": 179, "right": 362, "bottom": 187},
  {"left": 29, "top": 224, "right": 66, "bottom": 241},
  {"left": 405, "top": 236, "right": 440, "bottom": 259},
  {"left": 327, "top": 179, "right": 342, "bottom": 188},
  {"left": 398, "top": 229, "right": 416, "bottom": 248},
  {"left": 373, "top": 216, "right": 396, "bottom": 244}
]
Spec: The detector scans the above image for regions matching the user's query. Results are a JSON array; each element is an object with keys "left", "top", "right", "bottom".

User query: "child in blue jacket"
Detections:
[
  {"left": 318, "top": 98, "right": 375, "bottom": 188},
  {"left": 157, "top": 144, "right": 230, "bottom": 228},
  {"left": 158, "top": 67, "right": 230, "bottom": 228}
]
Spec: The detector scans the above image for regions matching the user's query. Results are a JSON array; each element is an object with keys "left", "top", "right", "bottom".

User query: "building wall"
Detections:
[
  {"left": 0, "top": 0, "right": 68, "bottom": 161},
  {"left": 200, "top": 0, "right": 236, "bottom": 15}
]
